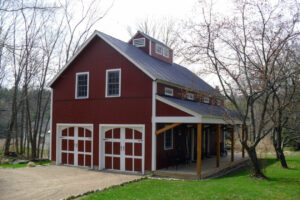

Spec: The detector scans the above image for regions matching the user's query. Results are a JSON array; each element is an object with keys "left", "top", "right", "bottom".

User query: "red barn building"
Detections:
[{"left": 49, "top": 31, "right": 242, "bottom": 176}]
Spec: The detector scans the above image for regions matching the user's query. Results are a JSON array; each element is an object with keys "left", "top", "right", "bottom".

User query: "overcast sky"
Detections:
[{"left": 89, "top": 0, "right": 225, "bottom": 87}]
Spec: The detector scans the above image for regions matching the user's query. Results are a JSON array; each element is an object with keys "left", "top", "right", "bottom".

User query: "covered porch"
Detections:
[{"left": 152, "top": 96, "right": 248, "bottom": 179}]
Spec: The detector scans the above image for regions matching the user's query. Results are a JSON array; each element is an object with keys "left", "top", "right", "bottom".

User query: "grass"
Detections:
[
  {"left": 82, "top": 155, "right": 300, "bottom": 200},
  {"left": 0, "top": 160, "right": 50, "bottom": 168}
]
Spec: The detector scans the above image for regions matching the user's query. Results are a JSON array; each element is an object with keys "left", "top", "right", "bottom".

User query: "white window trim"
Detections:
[
  {"left": 216, "top": 99, "right": 222, "bottom": 106},
  {"left": 187, "top": 92, "right": 194, "bottom": 100},
  {"left": 164, "top": 87, "right": 174, "bottom": 96},
  {"left": 155, "top": 43, "right": 163, "bottom": 55},
  {"left": 75, "top": 72, "right": 89, "bottom": 99},
  {"left": 105, "top": 68, "right": 121, "bottom": 98},
  {"left": 163, "top": 47, "right": 169, "bottom": 58},
  {"left": 204, "top": 97, "right": 210, "bottom": 104},
  {"left": 164, "top": 128, "right": 173, "bottom": 150},
  {"left": 133, "top": 38, "right": 146, "bottom": 47}
]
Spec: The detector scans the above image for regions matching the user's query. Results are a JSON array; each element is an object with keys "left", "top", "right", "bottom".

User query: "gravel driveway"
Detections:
[{"left": 0, "top": 165, "right": 142, "bottom": 200}]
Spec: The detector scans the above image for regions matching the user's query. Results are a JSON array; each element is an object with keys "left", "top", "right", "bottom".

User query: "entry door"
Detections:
[
  {"left": 103, "top": 127, "right": 143, "bottom": 173},
  {"left": 60, "top": 126, "right": 92, "bottom": 168}
]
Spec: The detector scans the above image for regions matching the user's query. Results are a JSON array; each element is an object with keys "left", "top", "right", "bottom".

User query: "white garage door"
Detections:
[
  {"left": 99, "top": 125, "right": 145, "bottom": 174},
  {"left": 57, "top": 124, "right": 93, "bottom": 168}
]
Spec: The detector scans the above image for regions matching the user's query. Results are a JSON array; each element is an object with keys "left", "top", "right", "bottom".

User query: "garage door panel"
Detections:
[
  {"left": 134, "top": 130, "right": 142, "bottom": 139},
  {"left": 125, "top": 158, "right": 133, "bottom": 171},
  {"left": 113, "top": 128, "right": 120, "bottom": 139},
  {"left": 62, "top": 129, "right": 68, "bottom": 136},
  {"left": 86, "top": 130, "right": 91, "bottom": 137},
  {"left": 134, "top": 159, "right": 142, "bottom": 172},
  {"left": 85, "top": 155, "right": 91, "bottom": 167},
  {"left": 125, "top": 143, "right": 132, "bottom": 155},
  {"left": 85, "top": 141, "right": 91, "bottom": 152},
  {"left": 125, "top": 128, "right": 133, "bottom": 139},
  {"left": 105, "top": 130, "right": 112, "bottom": 138},
  {"left": 134, "top": 143, "right": 142, "bottom": 156},
  {"left": 78, "top": 140, "right": 84, "bottom": 152},
  {"left": 69, "top": 127, "right": 74, "bottom": 137},
  {"left": 78, "top": 154, "right": 84, "bottom": 166},
  {"left": 113, "top": 142, "right": 120, "bottom": 155},
  {"left": 62, "top": 153, "right": 68, "bottom": 164},
  {"left": 105, "top": 142, "right": 112, "bottom": 154},
  {"left": 62, "top": 139, "right": 68, "bottom": 151},
  {"left": 68, "top": 140, "right": 74, "bottom": 151},
  {"left": 105, "top": 156, "right": 112, "bottom": 169},
  {"left": 113, "top": 157, "right": 120, "bottom": 170},
  {"left": 68, "top": 153, "right": 74, "bottom": 165}
]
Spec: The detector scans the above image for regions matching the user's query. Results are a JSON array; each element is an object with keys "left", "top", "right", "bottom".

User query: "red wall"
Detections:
[
  {"left": 51, "top": 36, "right": 153, "bottom": 170},
  {"left": 156, "top": 100, "right": 192, "bottom": 116}
]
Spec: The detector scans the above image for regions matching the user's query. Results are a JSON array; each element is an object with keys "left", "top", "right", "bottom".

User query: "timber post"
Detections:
[
  {"left": 216, "top": 124, "right": 220, "bottom": 167},
  {"left": 197, "top": 123, "right": 202, "bottom": 176}
]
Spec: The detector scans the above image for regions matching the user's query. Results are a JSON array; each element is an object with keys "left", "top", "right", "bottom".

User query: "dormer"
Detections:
[{"left": 129, "top": 31, "right": 173, "bottom": 64}]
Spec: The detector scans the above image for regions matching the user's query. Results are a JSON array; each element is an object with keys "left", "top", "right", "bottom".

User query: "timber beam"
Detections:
[{"left": 155, "top": 123, "right": 181, "bottom": 135}]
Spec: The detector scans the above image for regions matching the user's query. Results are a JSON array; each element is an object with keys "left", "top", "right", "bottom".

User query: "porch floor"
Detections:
[{"left": 153, "top": 153, "right": 249, "bottom": 179}]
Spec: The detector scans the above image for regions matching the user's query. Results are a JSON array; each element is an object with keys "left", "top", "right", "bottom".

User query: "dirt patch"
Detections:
[{"left": 0, "top": 165, "right": 141, "bottom": 200}]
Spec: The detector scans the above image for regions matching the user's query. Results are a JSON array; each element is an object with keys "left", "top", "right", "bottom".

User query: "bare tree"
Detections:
[{"left": 182, "top": 0, "right": 300, "bottom": 178}]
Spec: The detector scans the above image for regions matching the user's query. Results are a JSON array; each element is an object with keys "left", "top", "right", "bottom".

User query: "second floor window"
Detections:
[
  {"left": 165, "top": 87, "right": 174, "bottom": 96},
  {"left": 106, "top": 69, "right": 121, "bottom": 97},
  {"left": 155, "top": 43, "right": 163, "bottom": 55},
  {"left": 76, "top": 72, "right": 89, "bottom": 99}
]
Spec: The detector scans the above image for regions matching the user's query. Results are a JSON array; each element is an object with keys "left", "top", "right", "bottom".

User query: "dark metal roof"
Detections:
[
  {"left": 159, "top": 95, "right": 240, "bottom": 119},
  {"left": 98, "top": 31, "right": 217, "bottom": 94}
]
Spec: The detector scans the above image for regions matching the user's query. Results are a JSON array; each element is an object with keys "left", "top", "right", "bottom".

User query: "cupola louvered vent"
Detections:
[{"left": 133, "top": 38, "right": 145, "bottom": 47}]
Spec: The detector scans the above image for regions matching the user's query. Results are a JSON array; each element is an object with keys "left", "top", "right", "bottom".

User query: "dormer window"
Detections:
[
  {"left": 187, "top": 92, "right": 194, "bottom": 100},
  {"left": 163, "top": 47, "right": 169, "bottom": 58},
  {"left": 133, "top": 38, "right": 145, "bottom": 47},
  {"left": 155, "top": 43, "right": 163, "bottom": 55},
  {"left": 216, "top": 99, "right": 222, "bottom": 106},
  {"left": 165, "top": 87, "right": 173, "bottom": 96},
  {"left": 203, "top": 97, "right": 210, "bottom": 104}
]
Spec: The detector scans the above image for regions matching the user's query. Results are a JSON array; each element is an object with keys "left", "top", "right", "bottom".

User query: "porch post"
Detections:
[
  {"left": 216, "top": 124, "right": 220, "bottom": 167},
  {"left": 231, "top": 125, "right": 235, "bottom": 162},
  {"left": 242, "top": 125, "right": 245, "bottom": 158},
  {"left": 197, "top": 123, "right": 202, "bottom": 175}
]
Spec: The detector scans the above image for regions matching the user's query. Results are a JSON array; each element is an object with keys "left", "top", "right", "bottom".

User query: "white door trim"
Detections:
[
  {"left": 56, "top": 123, "right": 93, "bottom": 168},
  {"left": 99, "top": 124, "right": 145, "bottom": 174}
]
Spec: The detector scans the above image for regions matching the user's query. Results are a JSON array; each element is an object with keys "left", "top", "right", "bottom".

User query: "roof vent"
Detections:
[{"left": 133, "top": 38, "right": 145, "bottom": 47}]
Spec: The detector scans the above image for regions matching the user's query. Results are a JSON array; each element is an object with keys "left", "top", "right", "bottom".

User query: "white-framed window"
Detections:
[
  {"left": 106, "top": 69, "right": 121, "bottom": 97},
  {"left": 164, "top": 128, "right": 173, "bottom": 150},
  {"left": 155, "top": 43, "right": 163, "bottom": 55},
  {"left": 165, "top": 87, "right": 174, "bottom": 96},
  {"left": 163, "top": 47, "right": 169, "bottom": 58},
  {"left": 133, "top": 38, "right": 145, "bottom": 47},
  {"left": 203, "top": 97, "right": 210, "bottom": 104},
  {"left": 216, "top": 99, "right": 222, "bottom": 106},
  {"left": 187, "top": 92, "right": 194, "bottom": 100},
  {"left": 75, "top": 72, "right": 89, "bottom": 99}
]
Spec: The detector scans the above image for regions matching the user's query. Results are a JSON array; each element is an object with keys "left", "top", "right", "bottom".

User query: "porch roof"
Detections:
[{"left": 157, "top": 95, "right": 241, "bottom": 120}]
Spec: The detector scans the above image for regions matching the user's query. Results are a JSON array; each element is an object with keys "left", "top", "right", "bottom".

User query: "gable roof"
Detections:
[{"left": 49, "top": 30, "right": 217, "bottom": 95}]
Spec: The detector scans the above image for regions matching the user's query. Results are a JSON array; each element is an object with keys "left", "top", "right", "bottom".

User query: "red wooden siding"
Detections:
[
  {"left": 51, "top": 36, "right": 153, "bottom": 171},
  {"left": 156, "top": 100, "right": 192, "bottom": 117},
  {"left": 150, "top": 41, "right": 173, "bottom": 64}
]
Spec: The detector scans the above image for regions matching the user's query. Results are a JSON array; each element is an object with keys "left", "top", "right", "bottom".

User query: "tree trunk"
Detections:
[
  {"left": 272, "top": 129, "right": 288, "bottom": 168},
  {"left": 246, "top": 147, "right": 267, "bottom": 178}
]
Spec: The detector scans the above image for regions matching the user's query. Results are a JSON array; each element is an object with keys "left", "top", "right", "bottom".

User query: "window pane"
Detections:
[
  {"left": 107, "top": 71, "right": 120, "bottom": 96},
  {"left": 77, "top": 74, "right": 88, "bottom": 98}
]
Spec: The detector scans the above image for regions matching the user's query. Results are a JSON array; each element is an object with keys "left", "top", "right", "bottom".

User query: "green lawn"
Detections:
[
  {"left": 0, "top": 160, "right": 50, "bottom": 168},
  {"left": 82, "top": 156, "right": 300, "bottom": 200}
]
